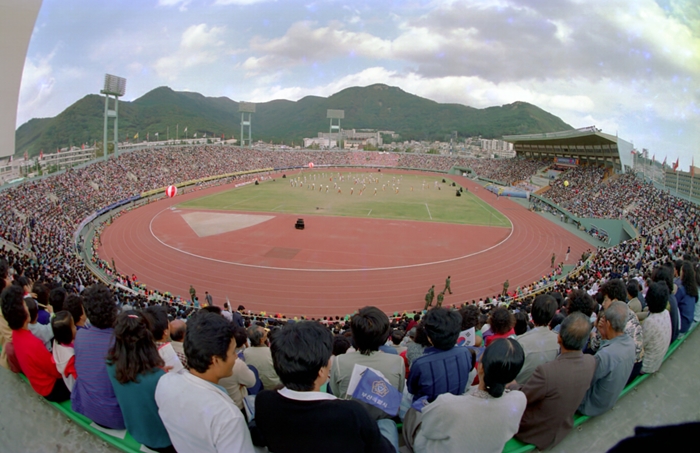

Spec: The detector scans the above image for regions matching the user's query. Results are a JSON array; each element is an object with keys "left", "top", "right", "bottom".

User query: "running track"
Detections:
[{"left": 99, "top": 172, "right": 592, "bottom": 318}]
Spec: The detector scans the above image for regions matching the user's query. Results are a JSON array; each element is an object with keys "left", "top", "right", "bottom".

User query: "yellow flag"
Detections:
[{"left": 134, "top": 132, "right": 139, "bottom": 139}]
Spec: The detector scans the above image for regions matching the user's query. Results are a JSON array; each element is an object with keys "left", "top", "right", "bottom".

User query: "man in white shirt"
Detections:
[{"left": 156, "top": 311, "right": 254, "bottom": 453}]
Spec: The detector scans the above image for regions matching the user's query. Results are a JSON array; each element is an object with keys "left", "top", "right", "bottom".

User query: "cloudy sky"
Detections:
[{"left": 18, "top": 0, "right": 699, "bottom": 168}]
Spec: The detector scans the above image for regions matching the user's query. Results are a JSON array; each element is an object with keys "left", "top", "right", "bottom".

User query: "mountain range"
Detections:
[{"left": 15, "top": 84, "right": 573, "bottom": 157}]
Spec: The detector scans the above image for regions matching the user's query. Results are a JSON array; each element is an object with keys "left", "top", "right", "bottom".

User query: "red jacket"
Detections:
[{"left": 12, "top": 329, "right": 61, "bottom": 396}]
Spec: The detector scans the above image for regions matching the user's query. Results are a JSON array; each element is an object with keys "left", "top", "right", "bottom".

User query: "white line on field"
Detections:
[
  {"left": 367, "top": 209, "right": 372, "bottom": 216},
  {"left": 425, "top": 203, "right": 432, "bottom": 220},
  {"left": 272, "top": 204, "right": 284, "bottom": 211}
]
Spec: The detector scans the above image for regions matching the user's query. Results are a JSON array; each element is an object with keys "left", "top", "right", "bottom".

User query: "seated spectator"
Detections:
[
  {"left": 106, "top": 311, "right": 174, "bottom": 452},
  {"left": 168, "top": 319, "right": 187, "bottom": 369},
  {"left": 144, "top": 305, "right": 184, "bottom": 373},
  {"left": 674, "top": 261, "right": 698, "bottom": 334},
  {"left": 652, "top": 265, "right": 680, "bottom": 343},
  {"left": 408, "top": 307, "right": 473, "bottom": 402},
  {"left": 405, "top": 324, "right": 429, "bottom": 369},
  {"left": 457, "top": 304, "right": 482, "bottom": 347},
  {"left": 579, "top": 301, "right": 636, "bottom": 416},
  {"left": 32, "top": 282, "right": 51, "bottom": 325},
  {"left": 330, "top": 306, "right": 406, "bottom": 420},
  {"left": 641, "top": 283, "right": 672, "bottom": 374},
  {"left": 408, "top": 339, "right": 526, "bottom": 453},
  {"left": 627, "top": 279, "right": 648, "bottom": 322},
  {"left": 155, "top": 312, "right": 254, "bottom": 453},
  {"left": 64, "top": 294, "right": 88, "bottom": 330},
  {"left": 389, "top": 329, "right": 407, "bottom": 354},
  {"left": 254, "top": 321, "right": 396, "bottom": 453},
  {"left": 514, "top": 294, "right": 559, "bottom": 384},
  {"left": 590, "top": 279, "right": 644, "bottom": 383},
  {"left": 512, "top": 313, "right": 596, "bottom": 450},
  {"left": 243, "top": 325, "right": 281, "bottom": 390},
  {"left": 71, "top": 284, "right": 125, "bottom": 429},
  {"left": 1, "top": 285, "right": 69, "bottom": 402},
  {"left": 48, "top": 286, "right": 67, "bottom": 313},
  {"left": 26, "top": 297, "right": 53, "bottom": 351},
  {"left": 51, "top": 311, "right": 77, "bottom": 392},
  {"left": 219, "top": 326, "right": 256, "bottom": 411},
  {"left": 484, "top": 307, "right": 515, "bottom": 346}
]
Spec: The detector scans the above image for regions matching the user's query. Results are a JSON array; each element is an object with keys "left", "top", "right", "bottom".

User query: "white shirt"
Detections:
[{"left": 155, "top": 370, "right": 254, "bottom": 453}]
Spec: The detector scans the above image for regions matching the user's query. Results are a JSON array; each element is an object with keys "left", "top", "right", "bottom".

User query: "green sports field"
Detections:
[{"left": 177, "top": 170, "right": 510, "bottom": 227}]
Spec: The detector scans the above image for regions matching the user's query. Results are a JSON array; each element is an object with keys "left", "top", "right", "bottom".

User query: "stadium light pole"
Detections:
[
  {"left": 327, "top": 109, "right": 344, "bottom": 150},
  {"left": 100, "top": 74, "right": 126, "bottom": 160},
  {"left": 239, "top": 102, "right": 255, "bottom": 147}
]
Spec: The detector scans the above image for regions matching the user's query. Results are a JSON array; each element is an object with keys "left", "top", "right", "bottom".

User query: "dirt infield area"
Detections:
[{"left": 99, "top": 171, "right": 592, "bottom": 318}]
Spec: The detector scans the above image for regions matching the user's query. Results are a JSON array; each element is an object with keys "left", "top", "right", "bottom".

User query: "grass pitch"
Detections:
[{"left": 178, "top": 170, "right": 510, "bottom": 227}]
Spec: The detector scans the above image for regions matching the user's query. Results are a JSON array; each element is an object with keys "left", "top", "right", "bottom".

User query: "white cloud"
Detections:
[
  {"left": 17, "top": 52, "right": 56, "bottom": 124},
  {"left": 154, "top": 24, "right": 226, "bottom": 80},
  {"left": 213, "top": 0, "right": 273, "bottom": 5}
]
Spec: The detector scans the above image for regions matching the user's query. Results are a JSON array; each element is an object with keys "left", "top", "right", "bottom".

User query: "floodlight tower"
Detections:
[
  {"left": 327, "top": 109, "right": 344, "bottom": 149},
  {"left": 239, "top": 102, "right": 255, "bottom": 147},
  {"left": 100, "top": 74, "right": 126, "bottom": 160}
]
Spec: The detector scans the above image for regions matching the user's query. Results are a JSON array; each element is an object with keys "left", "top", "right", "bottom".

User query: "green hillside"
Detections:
[{"left": 15, "top": 84, "right": 573, "bottom": 157}]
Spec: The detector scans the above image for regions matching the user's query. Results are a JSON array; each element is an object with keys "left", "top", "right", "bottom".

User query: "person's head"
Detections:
[
  {"left": 48, "top": 287, "right": 67, "bottom": 312},
  {"left": 600, "top": 279, "right": 627, "bottom": 307},
  {"left": 232, "top": 326, "right": 248, "bottom": 349},
  {"left": 513, "top": 311, "right": 529, "bottom": 335},
  {"left": 480, "top": 338, "right": 524, "bottom": 398},
  {"left": 185, "top": 311, "right": 237, "bottom": 377},
  {"left": 558, "top": 312, "right": 592, "bottom": 351},
  {"left": 25, "top": 297, "right": 38, "bottom": 323},
  {"left": 247, "top": 325, "right": 268, "bottom": 347},
  {"left": 651, "top": 265, "right": 674, "bottom": 293},
  {"left": 566, "top": 289, "right": 595, "bottom": 317},
  {"left": 1, "top": 285, "right": 28, "bottom": 330},
  {"left": 601, "top": 301, "right": 627, "bottom": 339},
  {"left": 144, "top": 305, "right": 170, "bottom": 342},
  {"left": 82, "top": 284, "right": 117, "bottom": 329},
  {"left": 51, "top": 310, "right": 76, "bottom": 346},
  {"left": 350, "top": 306, "right": 391, "bottom": 355},
  {"left": 237, "top": 305, "right": 245, "bottom": 312},
  {"left": 390, "top": 329, "right": 405, "bottom": 346},
  {"left": 645, "top": 282, "right": 670, "bottom": 314},
  {"left": 63, "top": 294, "right": 87, "bottom": 326},
  {"left": 107, "top": 311, "right": 163, "bottom": 384},
  {"left": 459, "top": 304, "right": 479, "bottom": 330},
  {"left": 488, "top": 307, "right": 513, "bottom": 335},
  {"left": 531, "top": 294, "right": 557, "bottom": 326},
  {"left": 332, "top": 334, "right": 351, "bottom": 356},
  {"left": 169, "top": 319, "right": 187, "bottom": 342},
  {"left": 680, "top": 261, "right": 698, "bottom": 298},
  {"left": 270, "top": 321, "right": 333, "bottom": 391},
  {"left": 626, "top": 279, "right": 640, "bottom": 300},
  {"left": 423, "top": 307, "right": 461, "bottom": 350},
  {"left": 200, "top": 305, "right": 222, "bottom": 315},
  {"left": 223, "top": 302, "right": 229, "bottom": 310},
  {"left": 549, "top": 312, "right": 565, "bottom": 330},
  {"left": 32, "top": 282, "right": 49, "bottom": 308}
]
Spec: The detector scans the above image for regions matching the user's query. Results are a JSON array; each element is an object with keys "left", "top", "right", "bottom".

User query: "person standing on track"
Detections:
[
  {"left": 424, "top": 285, "right": 435, "bottom": 311},
  {"left": 444, "top": 276, "right": 452, "bottom": 295},
  {"left": 436, "top": 291, "right": 445, "bottom": 308},
  {"left": 189, "top": 285, "right": 196, "bottom": 303},
  {"left": 502, "top": 279, "right": 510, "bottom": 297},
  {"left": 551, "top": 253, "right": 556, "bottom": 268}
]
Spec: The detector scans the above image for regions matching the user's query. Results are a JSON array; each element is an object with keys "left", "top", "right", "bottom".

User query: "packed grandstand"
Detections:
[{"left": 1, "top": 147, "right": 699, "bottom": 453}]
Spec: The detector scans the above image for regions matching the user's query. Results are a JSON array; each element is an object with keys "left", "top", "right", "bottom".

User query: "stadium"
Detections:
[{"left": 1, "top": 3, "right": 700, "bottom": 453}]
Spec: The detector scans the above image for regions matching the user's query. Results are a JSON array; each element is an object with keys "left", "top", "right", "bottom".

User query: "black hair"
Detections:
[
  {"left": 652, "top": 265, "right": 674, "bottom": 293},
  {"left": 566, "top": 289, "right": 595, "bottom": 317},
  {"left": 332, "top": 334, "right": 351, "bottom": 356},
  {"left": 390, "top": 329, "right": 405, "bottom": 345},
  {"left": 549, "top": 313, "right": 565, "bottom": 330},
  {"left": 63, "top": 294, "right": 85, "bottom": 325},
  {"left": 200, "top": 305, "right": 222, "bottom": 315},
  {"left": 423, "top": 307, "right": 461, "bottom": 350},
  {"left": 51, "top": 311, "right": 75, "bottom": 346},
  {"left": 233, "top": 326, "right": 248, "bottom": 348},
  {"left": 1, "top": 285, "right": 28, "bottom": 330},
  {"left": 680, "top": 261, "right": 698, "bottom": 298},
  {"left": 32, "top": 282, "right": 49, "bottom": 308},
  {"left": 481, "top": 338, "right": 524, "bottom": 398},
  {"left": 513, "top": 311, "right": 529, "bottom": 336},
  {"left": 350, "top": 306, "right": 391, "bottom": 355},
  {"left": 144, "top": 305, "right": 169, "bottom": 341},
  {"left": 626, "top": 279, "right": 640, "bottom": 299},
  {"left": 25, "top": 297, "right": 38, "bottom": 323},
  {"left": 82, "top": 284, "right": 117, "bottom": 329},
  {"left": 270, "top": 321, "right": 332, "bottom": 391},
  {"left": 531, "top": 294, "right": 557, "bottom": 326},
  {"left": 559, "top": 312, "right": 591, "bottom": 351},
  {"left": 646, "top": 281, "right": 670, "bottom": 314},
  {"left": 49, "top": 287, "right": 67, "bottom": 312},
  {"left": 489, "top": 307, "right": 513, "bottom": 335},
  {"left": 600, "top": 279, "right": 627, "bottom": 303},
  {"left": 459, "top": 305, "right": 479, "bottom": 330},
  {"left": 185, "top": 311, "right": 236, "bottom": 374},
  {"left": 107, "top": 311, "right": 164, "bottom": 384}
]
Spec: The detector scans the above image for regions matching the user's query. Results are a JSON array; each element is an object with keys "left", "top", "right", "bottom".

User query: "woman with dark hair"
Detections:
[
  {"left": 652, "top": 265, "right": 681, "bottom": 343},
  {"left": 674, "top": 261, "right": 698, "bottom": 334},
  {"left": 106, "top": 311, "right": 174, "bottom": 453},
  {"left": 641, "top": 283, "right": 672, "bottom": 374},
  {"left": 410, "top": 338, "right": 526, "bottom": 453},
  {"left": 485, "top": 307, "right": 515, "bottom": 346}
]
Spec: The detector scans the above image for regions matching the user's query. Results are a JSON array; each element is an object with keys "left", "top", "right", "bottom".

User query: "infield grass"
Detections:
[{"left": 177, "top": 170, "right": 510, "bottom": 227}]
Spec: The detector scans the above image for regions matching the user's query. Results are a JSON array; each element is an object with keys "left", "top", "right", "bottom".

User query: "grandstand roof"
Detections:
[{"left": 503, "top": 126, "right": 618, "bottom": 147}]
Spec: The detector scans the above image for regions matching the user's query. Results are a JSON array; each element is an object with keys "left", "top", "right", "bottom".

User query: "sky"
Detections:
[{"left": 17, "top": 0, "right": 700, "bottom": 169}]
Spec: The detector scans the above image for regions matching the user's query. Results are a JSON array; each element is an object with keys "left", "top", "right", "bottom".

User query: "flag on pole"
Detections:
[
  {"left": 57, "top": 148, "right": 60, "bottom": 154},
  {"left": 155, "top": 132, "right": 159, "bottom": 137},
  {"left": 673, "top": 158, "right": 679, "bottom": 171},
  {"left": 692, "top": 158, "right": 695, "bottom": 177},
  {"left": 40, "top": 151, "right": 44, "bottom": 160},
  {"left": 134, "top": 132, "right": 139, "bottom": 139},
  {"left": 81, "top": 143, "right": 85, "bottom": 150},
  {"left": 194, "top": 133, "right": 197, "bottom": 138},
  {"left": 184, "top": 127, "right": 188, "bottom": 132}
]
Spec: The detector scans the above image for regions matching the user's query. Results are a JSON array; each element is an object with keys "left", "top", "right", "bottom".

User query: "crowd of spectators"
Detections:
[{"left": 0, "top": 146, "right": 699, "bottom": 452}]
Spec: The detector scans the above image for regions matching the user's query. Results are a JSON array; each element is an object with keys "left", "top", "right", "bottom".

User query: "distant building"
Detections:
[
  {"left": 40, "top": 146, "right": 96, "bottom": 170},
  {"left": 664, "top": 168, "right": 700, "bottom": 201}
]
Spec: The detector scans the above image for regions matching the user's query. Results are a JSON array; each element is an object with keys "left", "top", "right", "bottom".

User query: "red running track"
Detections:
[{"left": 99, "top": 172, "right": 591, "bottom": 318}]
